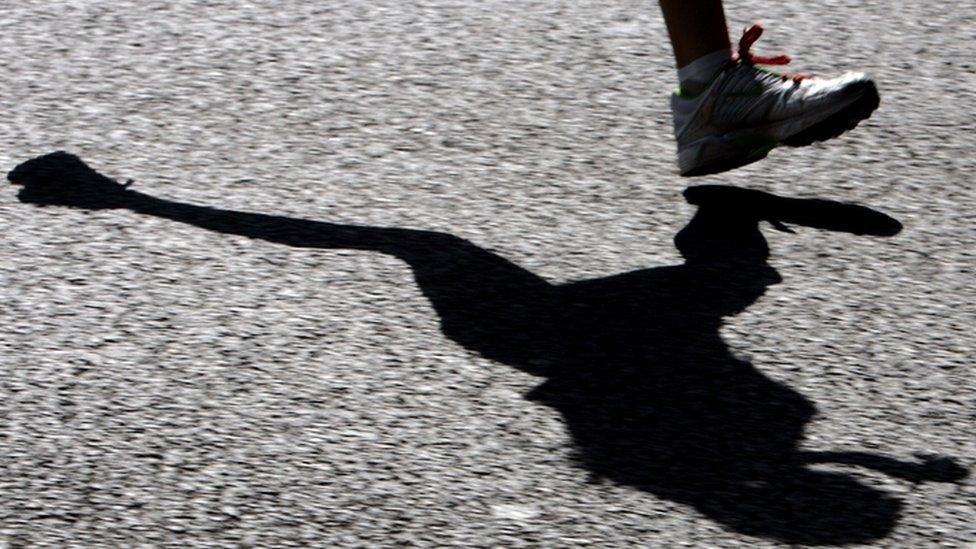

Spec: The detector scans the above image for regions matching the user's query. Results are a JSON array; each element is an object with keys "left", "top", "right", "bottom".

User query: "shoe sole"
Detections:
[
  {"left": 680, "top": 137, "right": 778, "bottom": 178},
  {"left": 680, "top": 80, "right": 880, "bottom": 177}
]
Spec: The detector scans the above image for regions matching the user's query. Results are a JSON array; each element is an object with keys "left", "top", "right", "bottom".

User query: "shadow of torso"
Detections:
[
  {"left": 546, "top": 263, "right": 814, "bottom": 489},
  {"left": 392, "top": 211, "right": 900, "bottom": 544}
]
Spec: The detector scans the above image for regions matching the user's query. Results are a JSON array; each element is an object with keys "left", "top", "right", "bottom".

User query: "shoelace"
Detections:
[{"left": 730, "top": 23, "right": 810, "bottom": 82}]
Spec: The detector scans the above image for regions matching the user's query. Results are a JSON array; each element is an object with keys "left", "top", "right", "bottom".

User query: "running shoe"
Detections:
[{"left": 672, "top": 23, "right": 880, "bottom": 177}]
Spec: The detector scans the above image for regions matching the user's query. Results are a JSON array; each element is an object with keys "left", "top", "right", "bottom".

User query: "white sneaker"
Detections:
[{"left": 672, "top": 24, "right": 880, "bottom": 177}]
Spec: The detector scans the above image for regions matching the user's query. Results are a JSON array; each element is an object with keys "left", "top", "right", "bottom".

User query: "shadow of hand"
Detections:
[{"left": 9, "top": 151, "right": 136, "bottom": 209}]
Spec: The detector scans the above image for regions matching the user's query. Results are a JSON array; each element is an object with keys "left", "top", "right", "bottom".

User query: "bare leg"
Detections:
[{"left": 659, "top": 0, "right": 730, "bottom": 68}]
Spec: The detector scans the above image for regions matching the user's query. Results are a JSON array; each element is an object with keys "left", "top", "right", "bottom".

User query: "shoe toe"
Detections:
[{"left": 800, "top": 72, "right": 873, "bottom": 98}]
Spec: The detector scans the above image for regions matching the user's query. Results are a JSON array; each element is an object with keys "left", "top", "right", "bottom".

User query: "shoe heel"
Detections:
[{"left": 679, "top": 136, "right": 777, "bottom": 177}]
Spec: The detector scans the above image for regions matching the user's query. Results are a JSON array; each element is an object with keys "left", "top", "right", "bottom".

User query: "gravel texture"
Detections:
[{"left": 1, "top": 1, "right": 974, "bottom": 547}]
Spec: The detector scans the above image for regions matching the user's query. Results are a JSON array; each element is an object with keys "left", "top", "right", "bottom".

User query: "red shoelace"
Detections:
[{"left": 731, "top": 23, "right": 810, "bottom": 82}]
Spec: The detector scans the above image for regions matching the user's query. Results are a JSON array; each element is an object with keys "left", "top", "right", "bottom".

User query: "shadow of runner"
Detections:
[{"left": 9, "top": 152, "right": 968, "bottom": 545}]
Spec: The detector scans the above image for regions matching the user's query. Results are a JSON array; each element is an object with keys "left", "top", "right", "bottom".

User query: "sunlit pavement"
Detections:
[{"left": 1, "top": 1, "right": 973, "bottom": 546}]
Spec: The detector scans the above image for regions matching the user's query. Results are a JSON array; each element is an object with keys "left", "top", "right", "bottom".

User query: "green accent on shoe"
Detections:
[{"left": 675, "top": 86, "right": 702, "bottom": 100}]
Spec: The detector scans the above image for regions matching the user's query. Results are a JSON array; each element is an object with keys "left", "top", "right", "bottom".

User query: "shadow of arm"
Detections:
[
  {"left": 126, "top": 191, "right": 559, "bottom": 367},
  {"left": 10, "top": 151, "right": 559, "bottom": 369},
  {"left": 126, "top": 190, "right": 397, "bottom": 251}
]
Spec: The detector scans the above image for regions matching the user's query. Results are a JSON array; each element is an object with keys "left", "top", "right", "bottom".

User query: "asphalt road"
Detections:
[{"left": 1, "top": 1, "right": 974, "bottom": 547}]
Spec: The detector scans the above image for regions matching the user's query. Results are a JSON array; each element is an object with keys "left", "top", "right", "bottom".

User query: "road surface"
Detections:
[{"left": 1, "top": 1, "right": 973, "bottom": 546}]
